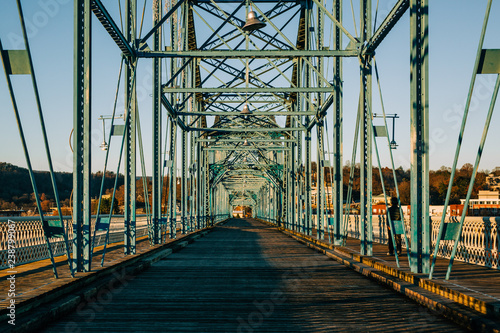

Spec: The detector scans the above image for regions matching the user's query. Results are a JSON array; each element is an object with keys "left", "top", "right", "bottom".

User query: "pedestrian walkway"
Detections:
[
  {"left": 302, "top": 226, "right": 500, "bottom": 311},
  {"left": 39, "top": 219, "right": 464, "bottom": 332}
]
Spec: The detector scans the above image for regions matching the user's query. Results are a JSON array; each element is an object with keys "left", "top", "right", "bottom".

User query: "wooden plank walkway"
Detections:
[
  {"left": 308, "top": 228, "right": 500, "bottom": 305},
  {"left": 41, "top": 218, "right": 465, "bottom": 332},
  {"left": 0, "top": 236, "right": 153, "bottom": 311}
]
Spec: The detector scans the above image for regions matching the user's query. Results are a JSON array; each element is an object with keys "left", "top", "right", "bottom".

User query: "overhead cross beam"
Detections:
[
  {"left": 91, "top": 0, "right": 135, "bottom": 56},
  {"left": 365, "top": 0, "right": 410, "bottom": 54}
]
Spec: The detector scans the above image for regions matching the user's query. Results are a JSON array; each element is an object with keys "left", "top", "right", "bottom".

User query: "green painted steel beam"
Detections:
[
  {"left": 197, "top": 138, "right": 294, "bottom": 142},
  {"left": 332, "top": 0, "right": 343, "bottom": 246},
  {"left": 306, "top": 94, "right": 334, "bottom": 131},
  {"left": 178, "top": 111, "right": 315, "bottom": 116},
  {"left": 365, "top": 0, "right": 409, "bottom": 54},
  {"left": 73, "top": 0, "right": 92, "bottom": 272},
  {"left": 163, "top": 87, "right": 335, "bottom": 93},
  {"left": 205, "top": 93, "right": 289, "bottom": 102},
  {"left": 360, "top": 0, "right": 373, "bottom": 256},
  {"left": 410, "top": 0, "right": 430, "bottom": 274},
  {"left": 140, "top": 0, "right": 186, "bottom": 43},
  {"left": 196, "top": 0, "right": 295, "bottom": 2},
  {"left": 123, "top": 0, "right": 137, "bottom": 255},
  {"left": 151, "top": 0, "right": 162, "bottom": 244},
  {"left": 137, "top": 49, "right": 358, "bottom": 58},
  {"left": 203, "top": 146, "right": 290, "bottom": 151},
  {"left": 91, "top": 0, "right": 135, "bottom": 56},
  {"left": 188, "top": 126, "right": 303, "bottom": 132}
]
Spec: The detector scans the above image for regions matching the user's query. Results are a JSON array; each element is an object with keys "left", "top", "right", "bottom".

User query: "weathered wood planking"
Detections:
[{"left": 42, "top": 219, "right": 464, "bottom": 332}]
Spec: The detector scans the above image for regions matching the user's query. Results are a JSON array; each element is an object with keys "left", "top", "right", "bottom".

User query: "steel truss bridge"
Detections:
[
  {"left": 67, "top": 0, "right": 433, "bottom": 273},
  {"left": 2, "top": 0, "right": 500, "bottom": 321}
]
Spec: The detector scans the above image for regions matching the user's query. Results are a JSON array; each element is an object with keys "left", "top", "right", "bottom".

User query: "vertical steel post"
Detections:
[
  {"left": 168, "top": 120, "right": 177, "bottom": 238},
  {"left": 317, "top": 123, "right": 325, "bottom": 240},
  {"left": 297, "top": 146, "right": 303, "bottom": 232},
  {"left": 304, "top": 0, "right": 312, "bottom": 236},
  {"left": 204, "top": 147, "right": 210, "bottom": 226},
  {"left": 332, "top": 0, "right": 343, "bottom": 246},
  {"left": 124, "top": 0, "right": 137, "bottom": 255},
  {"left": 360, "top": 0, "right": 373, "bottom": 256},
  {"left": 181, "top": 0, "right": 188, "bottom": 233},
  {"left": 190, "top": 129, "right": 196, "bottom": 230},
  {"left": 315, "top": 0, "right": 325, "bottom": 241},
  {"left": 290, "top": 135, "right": 296, "bottom": 231},
  {"left": 73, "top": 0, "right": 92, "bottom": 272},
  {"left": 410, "top": 0, "right": 430, "bottom": 273},
  {"left": 196, "top": 140, "right": 202, "bottom": 229},
  {"left": 305, "top": 132, "right": 312, "bottom": 236},
  {"left": 181, "top": 130, "right": 188, "bottom": 233},
  {"left": 152, "top": 0, "right": 162, "bottom": 244},
  {"left": 282, "top": 144, "right": 288, "bottom": 228}
]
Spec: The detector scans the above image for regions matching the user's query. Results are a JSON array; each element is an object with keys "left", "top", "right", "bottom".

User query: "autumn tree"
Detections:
[{"left": 100, "top": 197, "right": 119, "bottom": 214}]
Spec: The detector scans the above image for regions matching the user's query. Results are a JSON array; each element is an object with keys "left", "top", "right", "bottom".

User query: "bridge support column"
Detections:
[
  {"left": 124, "top": 0, "right": 137, "bottom": 255},
  {"left": 181, "top": 128, "right": 188, "bottom": 233},
  {"left": 289, "top": 128, "right": 296, "bottom": 231},
  {"left": 196, "top": 140, "right": 202, "bottom": 229},
  {"left": 168, "top": 118, "right": 177, "bottom": 238},
  {"left": 73, "top": 0, "right": 92, "bottom": 272},
  {"left": 360, "top": 0, "right": 373, "bottom": 256},
  {"left": 316, "top": 1, "right": 325, "bottom": 240},
  {"left": 151, "top": 0, "right": 162, "bottom": 244},
  {"left": 317, "top": 122, "right": 325, "bottom": 240},
  {"left": 410, "top": 0, "right": 430, "bottom": 274},
  {"left": 305, "top": 130, "right": 312, "bottom": 236},
  {"left": 296, "top": 132, "right": 303, "bottom": 233},
  {"left": 332, "top": 0, "right": 343, "bottom": 246}
]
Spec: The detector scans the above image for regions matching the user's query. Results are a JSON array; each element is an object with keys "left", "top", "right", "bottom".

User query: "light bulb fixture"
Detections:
[{"left": 242, "top": 139, "right": 250, "bottom": 146}]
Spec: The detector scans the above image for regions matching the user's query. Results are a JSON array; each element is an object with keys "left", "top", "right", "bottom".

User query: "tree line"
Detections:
[
  {"left": 1, "top": 162, "right": 499, "bottom": 213},
  {"left": 0, "top": 162, "right": 181, "bottom": 214},
  {"left": 321, "top": 162, "right": 500, "bottom": 205}
]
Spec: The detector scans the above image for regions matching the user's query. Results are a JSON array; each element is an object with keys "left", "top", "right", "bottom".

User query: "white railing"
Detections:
[
  {"left": 0, "top": 213, "right": 226, "bottom": 269},
  {"left": 336, "top": 215, "right": 499, "bottom": 269},
  {"left": 0, "top": 215, "right": 149, "bottom": 269}
]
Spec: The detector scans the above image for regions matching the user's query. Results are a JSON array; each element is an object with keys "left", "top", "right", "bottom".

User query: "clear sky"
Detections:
[{"left": 1, "top": 0, "right": 499, "bottom": 175}]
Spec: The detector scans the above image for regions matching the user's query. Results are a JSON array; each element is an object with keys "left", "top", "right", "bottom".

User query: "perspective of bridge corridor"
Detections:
[{"left": 41, "top": 219, "right": 464, "bottom": 332}]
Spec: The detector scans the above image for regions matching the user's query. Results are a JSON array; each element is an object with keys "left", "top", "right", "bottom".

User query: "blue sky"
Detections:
[{"left": 1, "top": 0, "right": 499, "bottom": 175}]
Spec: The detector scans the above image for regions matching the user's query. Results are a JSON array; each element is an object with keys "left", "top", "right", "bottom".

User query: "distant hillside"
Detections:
[
  {"left": 0, "top": 162, "right": 123, "bottom": 210},
  {"left": 1, "top": 162, "right": 499, "bottom": 211}
]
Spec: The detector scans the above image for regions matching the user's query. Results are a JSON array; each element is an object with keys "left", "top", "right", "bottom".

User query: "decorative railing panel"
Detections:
[
  {"left": 340, "top": 215, "right": 499, "bottom": 269},
  {"left": 0, "top": 215, "right": 149, "bottom": 269}
]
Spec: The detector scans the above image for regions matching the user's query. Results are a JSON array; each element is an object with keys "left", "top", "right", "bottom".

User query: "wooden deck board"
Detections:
[
  {"left": 309, "top": 227, "right": 500, "bottom": 303},
  {"left": 41, "top": 219, "right": 465, "bottom": 332}
]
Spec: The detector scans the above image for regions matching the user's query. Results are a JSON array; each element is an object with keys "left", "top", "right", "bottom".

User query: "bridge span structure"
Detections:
[{"left": 1, "top": 0, "right": 500, "bottom": 331}]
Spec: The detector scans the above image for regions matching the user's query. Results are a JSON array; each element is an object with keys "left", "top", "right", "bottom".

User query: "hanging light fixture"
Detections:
[
  {"left": 241, "top": 61, "right": 252, "bottom": 115},
  {"left": 99, "top": 116, "right": 108, "bottom": 151},
  {"left": 241, "top": 5, "right": 265, "bottom": 114},
  {"left": 241, "top": 103, "right": 252, "bottom": 115},
  {"left": 242, "top": 11, "right": 266, "bottom": 32},
  {"left": 242, "top": 139, "right": 250, "bottom": 146}
]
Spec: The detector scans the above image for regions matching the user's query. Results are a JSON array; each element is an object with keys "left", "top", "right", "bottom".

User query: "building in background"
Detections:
[{"left": 461, "top": 190, "right": 500, "bottom": 216}]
